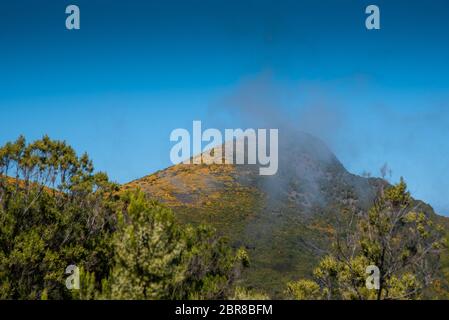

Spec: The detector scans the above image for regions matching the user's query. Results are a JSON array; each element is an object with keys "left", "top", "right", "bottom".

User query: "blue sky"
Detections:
[{"left": 1, "top": 0, "right": 448, "bottom": 215}]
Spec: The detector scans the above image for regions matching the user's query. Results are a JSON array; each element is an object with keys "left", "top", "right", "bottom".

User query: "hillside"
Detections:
[{"left": 124, "top": 132, "right": 449, "bottom": 297}]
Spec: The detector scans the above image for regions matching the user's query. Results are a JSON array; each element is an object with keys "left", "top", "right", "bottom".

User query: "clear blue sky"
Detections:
[{"left": 1, "top": 0, "right": 448, "bottom": 215}]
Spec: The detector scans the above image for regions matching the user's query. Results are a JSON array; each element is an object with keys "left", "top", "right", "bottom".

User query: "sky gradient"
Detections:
[{"left": 1, "top": 0, "right": 449, "bottom": 215}]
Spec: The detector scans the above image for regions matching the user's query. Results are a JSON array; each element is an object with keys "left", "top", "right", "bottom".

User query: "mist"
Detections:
[{"left": 207, "top": 73, "right": 449, "bottom": 216}]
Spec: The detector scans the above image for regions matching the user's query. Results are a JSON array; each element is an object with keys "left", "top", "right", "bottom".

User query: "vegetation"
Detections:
[
  {"left": 102, "top": 190, "right": 249, "bottom": 300},
  {"left": 1, "top": 136, "right": 448, "bottom": 300},
  {"left": 0, "top": 136, "right": 248, "bottom": 300},
  {"left": 0, "top": 135, "right": 118, "bottom": 299},
  {"left": 286, "top": 180, "right": 447, "bottom": 300}
]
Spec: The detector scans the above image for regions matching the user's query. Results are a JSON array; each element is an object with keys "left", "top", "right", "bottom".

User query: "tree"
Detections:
[
  {"left": 106, "top": 190, "right": 187, "bottom": 299},
  {"left": 287, "top": 179, "right": 446, "bottom": 300},
  {"left": 96, "top": 190, "right": 249, "bottom": 300},
  {"left": 176, "top": 225, "right": 250, "bottom": 299},
  {"left": 0, "top": 136, "right": 118, "bottom": 299},
  {"left": 0, "top": 135, "right": 253, "bottom": 300}
]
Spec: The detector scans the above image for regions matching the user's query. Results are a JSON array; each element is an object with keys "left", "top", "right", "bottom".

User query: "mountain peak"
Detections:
[{"left": 123, "top": 132, "right": 440, "bottom": 297}]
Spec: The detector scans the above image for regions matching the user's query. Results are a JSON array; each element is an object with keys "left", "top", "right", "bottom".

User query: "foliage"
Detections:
[
  {"left": 100, "top": 190, "right": 248, "bottom": 300},
  {"left": 0, "top": 135, "right": 119, "bottom": 299},
  {"left": 230, "top": 286, "right": 270, "bottom": 300},
  {"left": 287, "top": 179, "right": 446, "bottom": 300},
  {"left": 106, "top": 190, "right": 187, "bottom": 299},
  {"left": 2, "top": 136, "right": 447, "bottom": 300},
  {"left": 0, "top": 136, "right": 248, "bottom": 300}
]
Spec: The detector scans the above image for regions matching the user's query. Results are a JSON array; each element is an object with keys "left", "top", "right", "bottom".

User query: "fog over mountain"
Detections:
[
  {"left": 206, "top": 74, "right": 449, "bottom": 216},
  {"left": 126, "top": 127, "right": 447, "bottom": 297}
]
